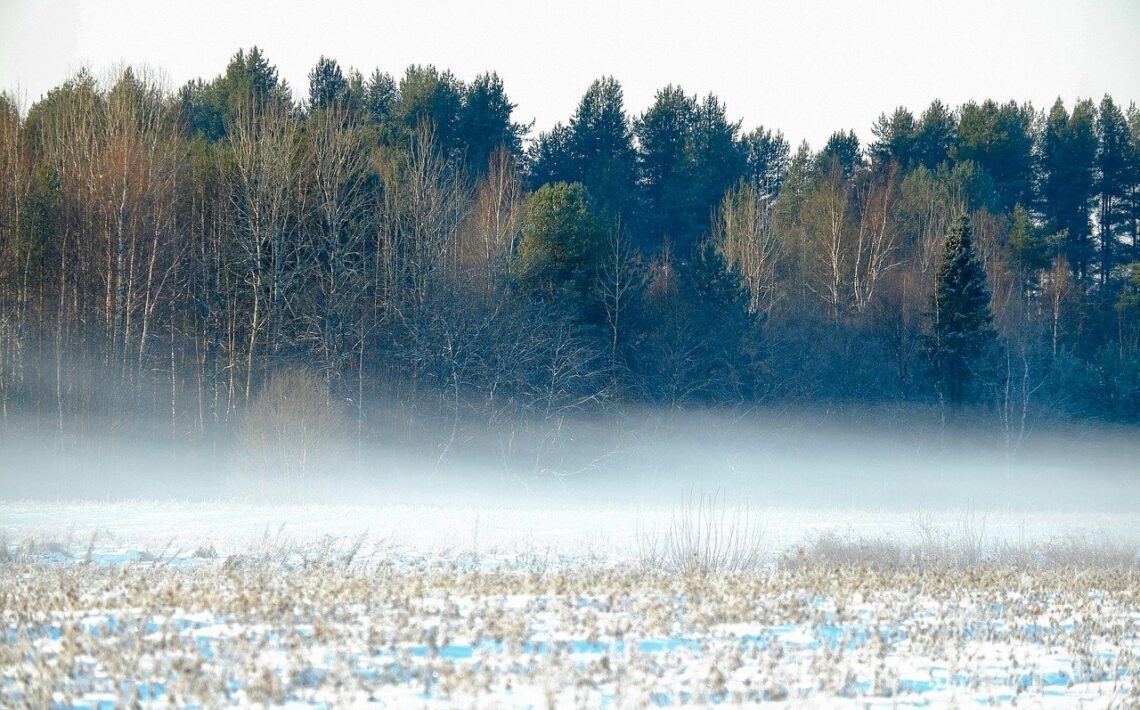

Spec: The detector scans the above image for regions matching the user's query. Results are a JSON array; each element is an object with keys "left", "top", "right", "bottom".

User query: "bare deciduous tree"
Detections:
[
  {"left": 800, "top": 163, "right": 853, "bottom": 321},
  {"left": 596, "top": 222, "right": 643, "bottom": 368},
  {"left": 374, "top": 122, "right": 469, "bottom": 321},
  {"left": 1042, "top": 256, "right": 1076, "bottom": 357},
  {"left": 715, "top": 182, "right": 780, "bottom": 317},
  {"left": 0, "top": 93, "right": 29, "bottom": 421},
  {"left": 456, "top": 145, "right": 523, "bottom": 290},
  {"left": 851, "top": 163, "right": 900, "bottom": 313},
  {"left": 98, "top": 68, "right": 183, "bottom": 397},
  {"left": 301, "top": 102, "right": 372, "bottom": 384},
  {"left": 228, "top": 96, "right": 300, "bottom": 399}
]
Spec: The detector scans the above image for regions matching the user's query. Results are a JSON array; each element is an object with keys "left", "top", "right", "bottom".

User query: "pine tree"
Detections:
[
  {"left": 363, "top": 70, "right": 397, "bottom": 126},
  {"left": 818, "top": 130, "right": 862, "bottom": 179},
  {"left": 526, "top": 123, "right": 575, "bottom": 189},
  {"left": 685, "top": 94, "right": 745, "bottom": 242},
  {"left": 930, "top": 214, "right": 996, "bottom": 405},
  {"left": 517, "top": 182, "right": 606, "bottom": 301},
  {"left": 870, "top": 107, "right": 917, "bottom": 168},
  {"left": 1007, "top": 203, "right": 1052, "bottom": 277},
  {"left": 634, "top": 87, "right": 744, "bottom": 253},
  {"left": 1039, "top": 98, "right": 1098, "bottom": 282},
  {"left": 955, "top": 100, "right": 1036, "bottom": 212},
  {"left": 392, "top": 65, "right": 464, "bottom": 157},
  {"left": 1096, "top": 95, "right": 1131, "bottom": 283},
  {"left": 458, "top": 72, "right": 526, "bottom": 174},
  {"left": 307, "top": 56, "right": 347, "bottom": 112},
  {"left": 636, "top": 85, "right": 697, "bottom": 247},
  {"left": 567, "top": 77, "right": 638, "bottom": 221},
  {"left": 913, "top": 99, "right": 956, "bottom": 169},
  {"left": 741, "top": 125, "right": 790, "bottom": 199}
]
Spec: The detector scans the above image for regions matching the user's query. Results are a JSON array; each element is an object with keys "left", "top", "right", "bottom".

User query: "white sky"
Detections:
[{"left": 1, "top": 0, "right": 1138, "bottom": 149}]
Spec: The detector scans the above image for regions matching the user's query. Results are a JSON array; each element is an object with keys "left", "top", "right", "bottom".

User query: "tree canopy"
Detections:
[{"left": 2, "top": 49, "right": 1140, "bottom": 451}]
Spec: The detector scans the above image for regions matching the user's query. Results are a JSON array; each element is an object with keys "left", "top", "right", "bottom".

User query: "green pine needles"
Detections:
[{"left": 931, "top": 214, "right": 996, "bottom": 405}]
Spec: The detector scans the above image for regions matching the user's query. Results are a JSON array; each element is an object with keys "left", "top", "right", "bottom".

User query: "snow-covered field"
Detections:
[
  {"left": 3, "top": 499, "right": 1139, "bottom": 708},
  {"left": 4, "top": 498, "right": 1140, "bottom": 562}
]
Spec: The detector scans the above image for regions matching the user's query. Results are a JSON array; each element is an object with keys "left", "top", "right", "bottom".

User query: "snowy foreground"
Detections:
[{"left": 2, "top": 501, "right": 1139, "bottom": 708}]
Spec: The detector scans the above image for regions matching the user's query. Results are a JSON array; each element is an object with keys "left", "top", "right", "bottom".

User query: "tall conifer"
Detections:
[{"left": 931, "top": 215, "right": 995, "bottom": 404}]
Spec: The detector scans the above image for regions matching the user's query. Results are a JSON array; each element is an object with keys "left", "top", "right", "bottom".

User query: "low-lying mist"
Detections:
[{"left": 2, "top": 406, "right": 1137, "bottom": 515}]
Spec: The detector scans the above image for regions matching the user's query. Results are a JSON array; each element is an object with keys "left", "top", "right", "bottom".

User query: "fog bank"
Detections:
[{"left": 2, "top": 408, "right": 1137, "bottom": 515}]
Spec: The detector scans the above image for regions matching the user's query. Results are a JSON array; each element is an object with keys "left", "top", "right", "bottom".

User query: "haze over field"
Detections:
[{"left": 0, "top": 409, "right": 1138, "bottom": 507}]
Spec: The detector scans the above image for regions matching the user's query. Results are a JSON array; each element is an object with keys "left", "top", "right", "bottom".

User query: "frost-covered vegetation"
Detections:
[{"left": 3, "top": 523, "right": 1138, "bottom": 708}]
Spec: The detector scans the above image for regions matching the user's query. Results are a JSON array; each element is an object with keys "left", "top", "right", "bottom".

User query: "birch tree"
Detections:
[
  {"left": 714, "top": 181, "right": 780, "bottom": 316},
  {"left": 228, "top": 96, "right": 299, "bottom": 398}
]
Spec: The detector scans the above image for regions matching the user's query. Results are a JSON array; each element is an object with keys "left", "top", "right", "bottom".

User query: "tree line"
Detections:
[{"left": 1, "top": 48, "right": 1139, "bottom": 451}]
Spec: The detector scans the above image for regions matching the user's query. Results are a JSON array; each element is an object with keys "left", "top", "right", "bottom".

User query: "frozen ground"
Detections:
[
  {"left": 2, "top": 499, "right": 1140, "bottom": 564},
  {"left": 2, "top": 499, "right": 1139, "bottom": 708}
]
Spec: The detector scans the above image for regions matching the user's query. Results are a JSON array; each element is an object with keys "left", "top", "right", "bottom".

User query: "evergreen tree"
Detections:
[
  {"left": 685, "top": 94, "right": 745, "bottom": 239},
  {"left": 634, "top": 87, "right": 744, "bottom": 253},
  {"left": 1038, "top": 98, "right": 1098, "bottom": 281},
  {"left": 1007, "top": 203, "right": 1052, "bottom": 276},
  {"left": 637, "top": 240, "right": 759, "bottom": 404},
  {"left": 308, "top": 56, "right": 347, "bottom": 111},
  {"left": 1096, "top": 95, "right": 1131, "bottom": 283},
  {"left": 18, "top": 163, "right": 60, "bottom": 288},
  {"left": 741, "top": 125, "right": 790, "bottom": 199},
  {"left": 526, "top": 77, "right": 637, "bottom": 224},
  {"left": 1128, "top": 104, "right": 1140, "bottom": 262},
  {"left": 913, "top": 99, "right": 956, "bottom": 169},
  {"left": 458, "top": 72, "right": 527, "bottom": 174},
  {"left": 930, "top": 215, "right": 996, "bottom": 405},
  {"left": 685, "top": 241, "right": 759, "bottom": 400},
  {"left": 870, "top": 107, "right": 917, "bottom": 168},
  {"left": 635, "top": 85, "right": 697, "bottom": 247},
  {"left": 517, "top": 182, "right": 606, "bottom": 304},
  {"left": 955, "top": 100, "right": 1036, "bottom": 211},
  {"left": 567, "top": 77, "right": 639, "bottom": 221},
  {"left": 174, "top": 46, "right": 287, "bottom": 141},
  {"left": 363, "top": 70, "right": 397, "bottom": 126},
  {"left": 818, "top": 130, "right": 862, "bottom": 179},
  {"left": 691, "top": 240, "right": 751, "bottom": 314},
  {"left": 392, "top": 65, "right": 464, "bottom": 157},
  {"left": 526, "top": 123, "right": 576, "bottom": 189},
  {"left": 230, "top": 46, "right": 281, "bottom": 102}
]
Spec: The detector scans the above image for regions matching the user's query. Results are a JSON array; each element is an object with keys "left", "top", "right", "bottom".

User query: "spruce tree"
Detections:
[{"left": 931, "top": 214, "right": 996, "bottom": 405}]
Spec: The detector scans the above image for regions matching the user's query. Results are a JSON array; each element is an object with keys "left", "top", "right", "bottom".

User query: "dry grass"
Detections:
[
  {"left": 783, "top": 525, "right": 1139, "bottom": 574},
  {"left": 2, "top": 550, "right": 1138, "bottom": 707},
  {"left": 4, "top": 514, "right": 1138, "bottom": 706},
  {"left": 912, "top": 506, "right": 989, "bottom": 567}
]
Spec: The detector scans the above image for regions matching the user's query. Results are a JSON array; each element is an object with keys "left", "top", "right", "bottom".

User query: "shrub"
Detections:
[
  {"left": 233, "top": 368, "right": 343, "bottom": 499},
  {"left": 639, "top": 490, "right": 765, "bottom": 575}
]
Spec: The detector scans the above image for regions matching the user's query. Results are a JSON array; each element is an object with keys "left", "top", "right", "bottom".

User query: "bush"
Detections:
[
  {"left": 233, "top": 368, "right": 343, "bottom": 499},
  {"left": 639, "top": 490, "right": 765, "bottom": 575}
]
